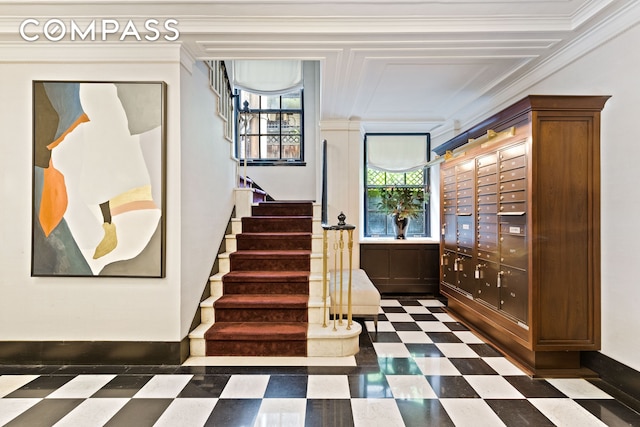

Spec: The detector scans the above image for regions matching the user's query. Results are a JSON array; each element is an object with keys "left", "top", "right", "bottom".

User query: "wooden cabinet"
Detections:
[
  {"left": 435, "top": 95, "right": 610, "bottom": 377},
  {"left": 360, "top": 242, "right": 439, "bottom": 294}
]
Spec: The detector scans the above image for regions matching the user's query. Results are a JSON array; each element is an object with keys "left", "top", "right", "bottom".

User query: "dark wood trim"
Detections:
[
  {"left": 582, "top": 351, "right": 640, "bottom": 402},
  {"left": 0, "top": 339, "right": 189, "bottom": 365},
  {"left": 360, "top": 242, "right": 440, "bottom": 295}
]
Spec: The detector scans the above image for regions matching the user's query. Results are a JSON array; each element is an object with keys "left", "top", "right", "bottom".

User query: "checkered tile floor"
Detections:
[{"left": 1, "top": 297, "right": 639, "bottom": 426}]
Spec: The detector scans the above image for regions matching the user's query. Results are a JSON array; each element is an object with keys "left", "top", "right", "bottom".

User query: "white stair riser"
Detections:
[
  {"left": 218, "top": 257, "right": 230, "bottom": 273},
  {"left": 225, "top": 236, "right": 237, "bottom": 253},
  {"left": 308, "top": 305, "right": 328, "bottom": 324},
  {"left": 210, "top": 280, "right": 223, "bottom": 298},
  {"left": 231, "top": 220, "right": 242, "bottom": 235},
  {"left": 309, "top": 278, "right": 323, "bottom": 297},
  {"left": 311, "top": 236, "right": 323, "bottom": 253},
  {"left": 190, "top": 338, "right": 206, "bottom": 357},
  {"left": 307, "top": 336, "right": 359, "bottom": 357},
  {"left": 201, "top": 306, "right": 215, "bottom": 324},
  {"left": 310, "top": 256, "right": 323, "bottom": 274}
]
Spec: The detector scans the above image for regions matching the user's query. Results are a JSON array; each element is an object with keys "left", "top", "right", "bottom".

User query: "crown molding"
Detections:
[
  {"left": 360, "top": 120, "right": 444, "bottom": 135},
  {"left": 163, "top": 16, "right": 573, "bottom": 34},
  {"left": 501, "top": 0, "right": 638, "bottom": 107},
  {"left": 0, "top": 15, "right": 572, "bottom": 38},
  {"left": 319, "top": 120, "right": 361, "bottom": 132},
  {"left": 0, "top": 40, "right": 182, "bottom": 63},
  {"left": 434, "top": 0, "right": 640, "bottom": 144},
  {"left": 179, "top": 44, "right": 196, "bottom": 73},
  {"left": 571, "top": 0, "right": 616, "bottom": 29}
]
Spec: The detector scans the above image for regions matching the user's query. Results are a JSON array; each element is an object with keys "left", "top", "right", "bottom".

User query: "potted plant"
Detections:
[{"left": 377, "top": 186, "right": 427, "bottom": 239}]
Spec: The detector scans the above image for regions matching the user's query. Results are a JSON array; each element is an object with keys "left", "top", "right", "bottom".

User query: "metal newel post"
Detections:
[
  {"left": 347, "top": 228, "right": 354, "bottom": 329},
  {"left": 241, "top": 100, "right": 250, "bottom": 188},
  {"left": 338, "top": 230, "right": 345, "bottom": 325},
  {"left": 322, "top": 228, "right": 328, "bottom": 328},
  {"left": 332, "top": 231, "right": 338, "bottom": 331}
]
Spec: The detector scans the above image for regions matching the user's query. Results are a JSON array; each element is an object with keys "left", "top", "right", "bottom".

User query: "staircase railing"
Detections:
[{"left": 322, "top": 213, "right": 355, "bottom": 331}]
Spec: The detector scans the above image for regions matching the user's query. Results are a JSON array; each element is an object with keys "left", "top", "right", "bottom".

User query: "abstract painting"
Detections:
[{"left": 32, "top": 81, "right": 166, "bottom": 277}]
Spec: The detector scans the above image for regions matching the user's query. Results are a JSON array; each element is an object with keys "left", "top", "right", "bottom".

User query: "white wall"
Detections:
[
  {"left": 319, "top": 121, "right": 364, "bottom": 264},
  {"left": 179, "top": 59, "right": 236, "bottom": 337},
  {"left": 0, "top": 44, "right": 184, "bottom": 341},
  {"left": 245, "top": 61, "right": 319, "bottom": 201},
  {"left": 520, "top": 23, "right": 640, "bottom": 371}
]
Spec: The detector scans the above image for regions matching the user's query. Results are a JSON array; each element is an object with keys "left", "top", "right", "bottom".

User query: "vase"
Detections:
[{"left": 392, "top": 214, "right": 409, "bottom": 239}]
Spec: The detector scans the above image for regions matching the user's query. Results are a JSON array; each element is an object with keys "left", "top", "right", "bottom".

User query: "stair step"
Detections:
[
  {"left": 224, "top": 283, "right": 309, "bottom": 295},
  {"left": 206, "top": 321, "right": 307, "bottom": 340},
  {"left": 223, "top": 270, "right": 310, "bottom": 283},
  {"left": 215, "top": 294, "right": 308, "bottom": 309},
  {"left": 230, "top": 250, "right": 311, "bottom": 258},
  {"left": 236, "top": 232, "right": 311, "bottom": 251},
  {"left": 222, "top": 270, "right": 310, "bottom": 294},
  {"left": 214, "top": 294, "right": 308, "bottom": 322},
  {"left": 206, "top": 339, "right": 307, "bottom": 356},
  {"left": 252, "top": 201, "right": 314, "bottom": 217},
  {"left": 230, "top": 250, "right": 310, "bottom": 271},
  {"left": 241, "top": 216, "right": 312, "bottom": 233}
]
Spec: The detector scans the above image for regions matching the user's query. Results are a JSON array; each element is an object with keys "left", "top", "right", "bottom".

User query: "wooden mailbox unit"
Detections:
[{"left": 435, "top": 95, "right": 610, "bottom": 377}]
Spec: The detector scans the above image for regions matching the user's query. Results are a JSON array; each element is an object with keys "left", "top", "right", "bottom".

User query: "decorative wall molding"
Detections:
[
  {"left": 180, "top": 44, "right": 196, "bottom": 74},
  {"left": 319, "top": 120, "right": 361, "bottom": 132},
  {"left": 0, "top": 0, "right": 636, "bottom": 136},
  {"left": 0, "top": 41, "right": 181, "bottom": 63},
  {"left": 434, "top": 0, "right": 640, "bottom": 146}
]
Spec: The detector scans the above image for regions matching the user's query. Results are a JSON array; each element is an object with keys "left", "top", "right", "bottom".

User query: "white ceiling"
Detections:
[{"left": 1, "top": 0, "right": 639, "bottom": 141}]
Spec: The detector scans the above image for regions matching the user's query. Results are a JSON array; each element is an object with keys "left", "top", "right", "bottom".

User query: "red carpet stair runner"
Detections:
[{"left": 204, "top": 201, "right": 313, "bottom": 356}]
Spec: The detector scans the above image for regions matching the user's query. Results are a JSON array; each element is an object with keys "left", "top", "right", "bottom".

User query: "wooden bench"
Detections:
[{"left": 329, "top": 268, "right": 381, "bottom": 331}]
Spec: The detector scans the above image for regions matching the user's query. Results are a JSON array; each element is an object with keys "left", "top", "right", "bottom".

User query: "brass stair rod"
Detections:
[
  {"left": 332, "top": 232, "right": 338, "bottom": 331},
  {"left": 347, "top": 228, "right": 354, "bottom": 329},
  {"left": 338, "top": 230, "right": 345, "bottom": 325},
  {"left": 321, "top": 228, "right": 328, "bottom": 328}
]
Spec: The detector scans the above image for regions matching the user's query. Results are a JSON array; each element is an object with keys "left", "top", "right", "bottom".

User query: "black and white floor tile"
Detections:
[{"left": 1, "top": 297, "right": 639, "bottom": 426}]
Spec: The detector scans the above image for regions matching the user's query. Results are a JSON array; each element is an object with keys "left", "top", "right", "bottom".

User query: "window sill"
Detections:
[
  {"left": 361, "top": 237, "right": 439, "bottom": 244},
  {"left": 247, "top": 160, "right": 306, "bottom": 167}
]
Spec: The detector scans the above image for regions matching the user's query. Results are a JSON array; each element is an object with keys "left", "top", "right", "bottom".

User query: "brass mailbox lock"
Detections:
[{"left": 441, "top": 253, "right": 449, "bottom": 266}]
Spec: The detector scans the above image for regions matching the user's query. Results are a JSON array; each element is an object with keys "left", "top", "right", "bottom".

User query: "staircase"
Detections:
[{"left": 189, "top": 199, "right": 361, "bottom": 359}]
